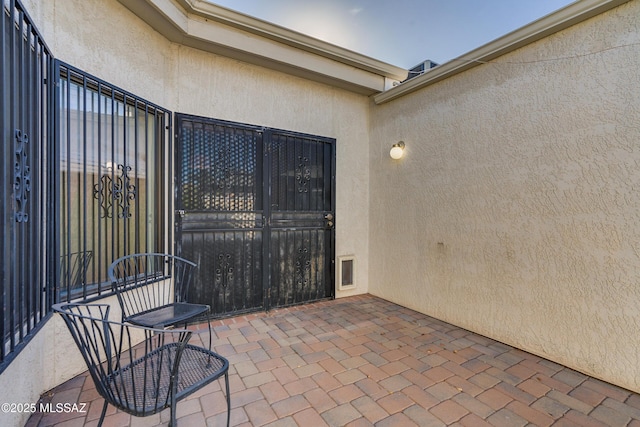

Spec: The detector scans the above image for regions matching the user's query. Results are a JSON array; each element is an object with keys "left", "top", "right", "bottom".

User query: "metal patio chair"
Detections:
[
  {"left": 60, "top": 250, "right": 93, "bottom": 291},
  {"left": 52, "top": 303, "right": 230, "bottom": 427},
  {"left": 108, "top": 253, "right": 212, "bottom": 350}
]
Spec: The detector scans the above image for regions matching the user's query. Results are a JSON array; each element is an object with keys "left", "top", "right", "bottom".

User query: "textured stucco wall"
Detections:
[
  {"left": 1, "top": 0, "right": 370, "bottom": 424},
  {"left": 369, "top": 0, "right": 640, "bottom": 392}
]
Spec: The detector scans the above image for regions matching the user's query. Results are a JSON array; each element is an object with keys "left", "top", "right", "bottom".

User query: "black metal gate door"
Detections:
[
  {"left": 267, "top": 131, "right": 335, "bottom": 309},
  {"left": 176, "top": 115, "right": 335, "bottom": 317}
]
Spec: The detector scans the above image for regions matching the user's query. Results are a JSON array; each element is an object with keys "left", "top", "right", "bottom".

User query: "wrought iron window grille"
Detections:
[
  {"left": 93, "top": 163, "right": 136, "bottom": 219},
  {"left": 1, "top": 0, "right": 54, "bottom": 373},
  {"left": 57, "top": 61, "right": 171, "bottom": 301},
  {"left": 14, "top": 129, "right": 31, "bottom": 223}
]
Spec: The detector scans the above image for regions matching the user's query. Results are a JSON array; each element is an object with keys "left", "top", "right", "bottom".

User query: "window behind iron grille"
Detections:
[
  {"left": 57, "top": 63, "right": 171, "bottom": 300},
  {"left": 1, "top": 0, "right": 53, "bottom": 372}
]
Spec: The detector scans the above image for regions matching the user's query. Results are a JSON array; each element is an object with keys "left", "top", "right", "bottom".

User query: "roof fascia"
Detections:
[
  {"left": 374, "top": 0, "right": 632, "bottom": 104},
  {"left": 117, "top": 0, "right": 408, "bottom": 95}
]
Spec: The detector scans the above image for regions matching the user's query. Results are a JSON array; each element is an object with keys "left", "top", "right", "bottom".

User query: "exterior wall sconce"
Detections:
[{"left": 390, "top": 141, "right": 405, "bottom": 160}]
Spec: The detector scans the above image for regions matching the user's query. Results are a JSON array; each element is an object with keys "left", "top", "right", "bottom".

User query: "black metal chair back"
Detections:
[
  {"left": 52, "top": 302, "right": 230, "bottom": 427},
  {"left": 60, "top": 250, "right": 93, "bottom": 290},
  {"left": 108, "top": 253, "right": 196, "bottom": 320}
]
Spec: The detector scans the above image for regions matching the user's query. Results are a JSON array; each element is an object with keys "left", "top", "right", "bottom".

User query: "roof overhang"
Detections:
[
  {"left": 117, "top": 0, "right": 408, "bottom": 95},
  {"left": 374, "top": 0, "right": 633, "bottom": 104}
]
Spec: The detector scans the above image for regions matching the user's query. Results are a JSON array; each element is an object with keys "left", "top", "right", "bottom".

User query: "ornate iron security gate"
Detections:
[
  {"left": 268, "top": 131, "right": 335, "bottom": 309},
  {"left": 175, "top": 115, "right": 335, "bottom": 316}
]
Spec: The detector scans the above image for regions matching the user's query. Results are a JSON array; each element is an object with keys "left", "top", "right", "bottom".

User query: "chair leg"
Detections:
[
  {"left": 170, "top": 393, "right": 177, "bottom": 427},
  {"left": 206, "top": 316, "right": 213, "bottom": 352},
  {"left": 97, "top": 400, "right": 108, "bottom": 427},
  {"left": 204, "top": 311, "right": 214, "bottom": 367},
  {"left": 223, "top": 371, "right": 231, "bottom": 427}
]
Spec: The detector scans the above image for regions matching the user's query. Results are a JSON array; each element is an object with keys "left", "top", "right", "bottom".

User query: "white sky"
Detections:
[{"left": 210, "top": 0, "right": 576, "bottom": 68}]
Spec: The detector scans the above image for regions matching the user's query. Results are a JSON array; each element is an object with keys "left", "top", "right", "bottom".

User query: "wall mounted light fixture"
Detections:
[{"left": 390, "top": 141, "right": 405, "bottom": 160}]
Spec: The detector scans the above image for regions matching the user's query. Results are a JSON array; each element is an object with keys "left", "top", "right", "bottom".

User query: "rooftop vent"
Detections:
[{"left": 404, "top": 60, "right": 439, "bottom": 82}]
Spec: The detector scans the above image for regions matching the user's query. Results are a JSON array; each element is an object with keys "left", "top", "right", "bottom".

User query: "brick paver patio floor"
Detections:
[{"left": 27, "top": 294, "right": 640, "bottom": 426}]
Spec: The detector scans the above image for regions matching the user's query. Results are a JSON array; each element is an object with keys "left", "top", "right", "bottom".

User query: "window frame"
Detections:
[{"left": 55, "top": 61, "right": 173, "bottom": 302}]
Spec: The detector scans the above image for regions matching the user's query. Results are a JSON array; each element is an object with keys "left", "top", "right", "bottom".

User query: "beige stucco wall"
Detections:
[
  {"left": 1, "top": 1, "right": 370, "bottom": 425},
  {"left": 369, "top": 0, "right": 640, "bottom": 392}
]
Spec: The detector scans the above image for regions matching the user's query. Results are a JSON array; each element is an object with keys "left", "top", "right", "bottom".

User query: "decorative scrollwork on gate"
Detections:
[
  {"left": 14, "top": 129, "right": 31, "bottom": 223},
  {"left": 295, "top": 156, "right": 311, "bottom": 193},
  {"left": 215, "top": 253, "right": 234, "bottom": 288},
  {"left": 295, "top": 247, "right": 311, "bottom": 288},
  {"left": 93, "top": 163, "right": 136, "bottom": 219}
]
